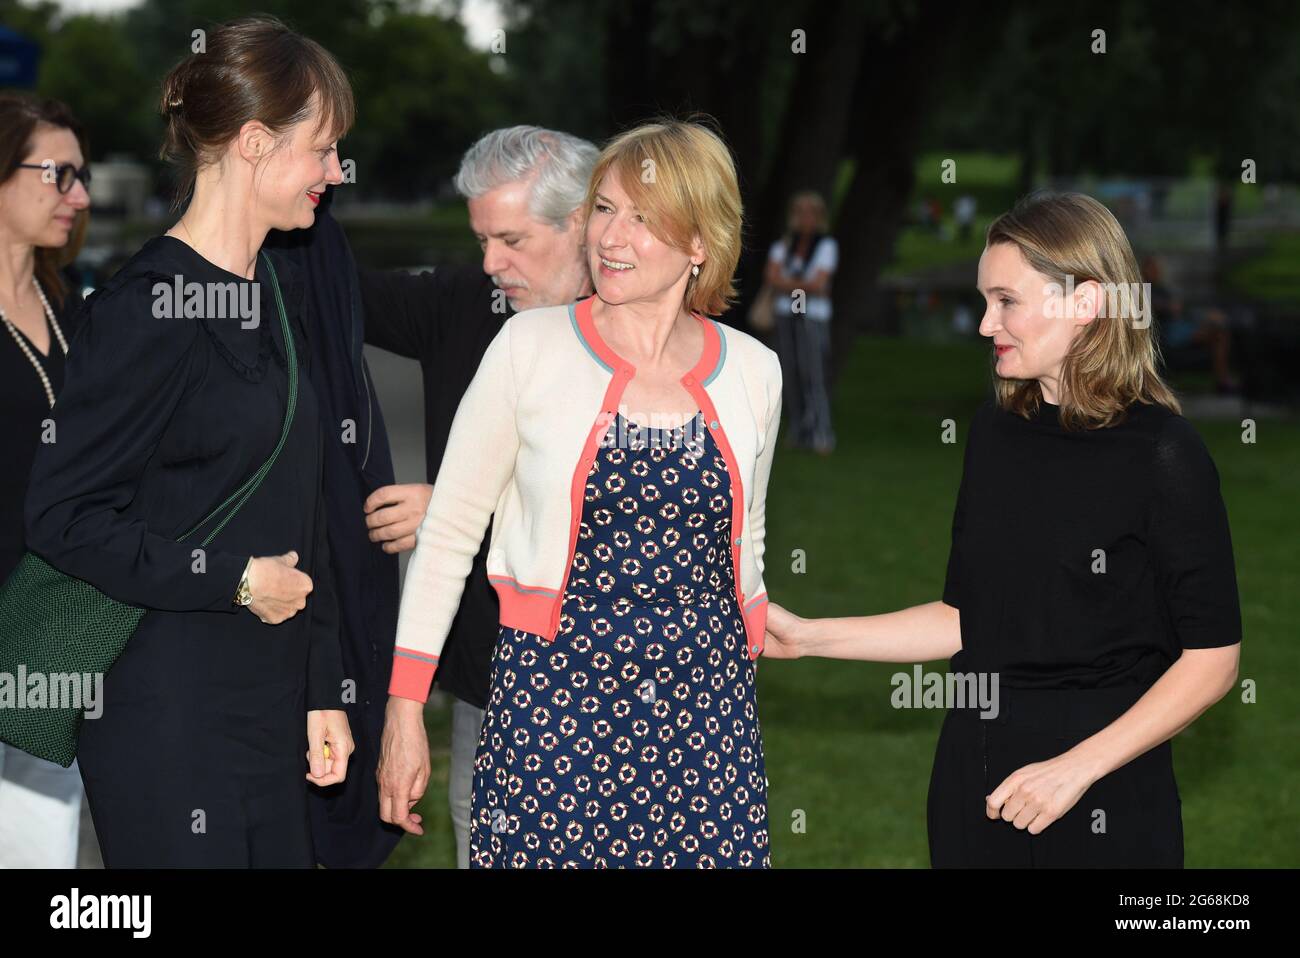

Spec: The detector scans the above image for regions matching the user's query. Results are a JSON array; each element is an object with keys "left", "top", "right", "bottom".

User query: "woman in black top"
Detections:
[
  {"left": 0, "top": 96, "right": 89, "bottom": 635},
  {"left": 23, "top": 18, "right": 357, "bottom": 867},
  {"left": 764, "top": 191, "right": 1242, "bottom": 867},
  {"left": 0, "top": 94, "right": 91, "bottom": 868}
]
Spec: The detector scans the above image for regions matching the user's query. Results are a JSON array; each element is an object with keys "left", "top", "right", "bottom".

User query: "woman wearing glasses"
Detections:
[
  {"left": 22, "top": 17, "right": 356, "bottom": 867},
  {"left": 0, "top": 93, "right": 92, "bottom": 868}
]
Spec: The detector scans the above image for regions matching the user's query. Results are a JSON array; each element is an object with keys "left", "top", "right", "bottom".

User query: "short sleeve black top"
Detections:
[{"left": 942, "top": 396, "right": 1242, "bottom": 690}]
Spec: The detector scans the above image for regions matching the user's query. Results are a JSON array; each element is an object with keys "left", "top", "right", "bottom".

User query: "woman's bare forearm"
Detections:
[
  {"left": 795, "top": 600, "right": 961, "bottom": 662},
  {"left": 1068, "top": 645, "right": 1239, "bottom": 782}
]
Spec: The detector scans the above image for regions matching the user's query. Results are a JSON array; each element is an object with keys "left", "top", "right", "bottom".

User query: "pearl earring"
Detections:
[{"left": 691, "top": 264, "right": 700, "bottom": 277}]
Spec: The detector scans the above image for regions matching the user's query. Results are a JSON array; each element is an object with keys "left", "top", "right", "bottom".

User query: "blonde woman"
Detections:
[
  {"left": 378, "top": 119, "right": 783, "bottom": 868},
  {"left": 765, "top": 191, "right": 1241, "bottom": 867}
]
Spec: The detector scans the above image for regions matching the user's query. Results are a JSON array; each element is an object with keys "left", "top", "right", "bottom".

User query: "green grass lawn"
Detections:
[
  {"left": 384, "top": 334, "right": 1299, "bottom": 868},
  {"left": 1227, "top": 233, "right": 1300, "bottom": 306},
  {"left": 882, "top": 220, "right": 990, "bottom": 278}
]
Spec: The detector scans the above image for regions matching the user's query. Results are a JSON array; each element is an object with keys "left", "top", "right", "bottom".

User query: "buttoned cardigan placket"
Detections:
[{"left": 564, "top": 296, "right": 765, "bottom": 661}]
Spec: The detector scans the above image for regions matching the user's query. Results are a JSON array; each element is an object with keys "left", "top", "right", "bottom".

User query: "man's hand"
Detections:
[{"left": 363, "top": 483, "right": 434, "bottom": 554}]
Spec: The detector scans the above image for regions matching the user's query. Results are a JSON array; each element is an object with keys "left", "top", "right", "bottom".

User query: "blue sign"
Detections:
[{"left": 0, "top": 26, "right": 41, "bottom": 88}]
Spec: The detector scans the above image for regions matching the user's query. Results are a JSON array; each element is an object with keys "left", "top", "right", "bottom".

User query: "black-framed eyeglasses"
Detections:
[{"left": 15, "top": 162, "right": 92, "bottom": 194}]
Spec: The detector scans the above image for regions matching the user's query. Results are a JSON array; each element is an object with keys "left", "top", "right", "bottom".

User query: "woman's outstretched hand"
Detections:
[{"left": 762, "top": 601, "right": 806, "bottom": 659}]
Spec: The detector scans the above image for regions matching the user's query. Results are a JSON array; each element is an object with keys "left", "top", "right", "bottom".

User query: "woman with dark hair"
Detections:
[
  {"left": 23, "top": 16, "right": 357, "bottom": 867},
  {"left": 0, "top": 93, "right": 91, "bottom": 868},
  {"left": 764, "top": 192, "right": 1241, "bottom": 868}
]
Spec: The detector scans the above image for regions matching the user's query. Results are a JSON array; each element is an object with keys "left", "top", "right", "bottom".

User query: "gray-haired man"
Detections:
[{"left": 359, "top": 126, "right": 597, "bottom": 867}]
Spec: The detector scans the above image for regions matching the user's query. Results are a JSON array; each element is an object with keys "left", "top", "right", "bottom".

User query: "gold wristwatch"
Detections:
[{"left": 233, "top": 556, "right": 254, "bottom": 607}]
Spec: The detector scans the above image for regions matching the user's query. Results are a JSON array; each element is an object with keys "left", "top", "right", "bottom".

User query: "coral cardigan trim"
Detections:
[{"left": 389, "top": 295, "right": 778, "bottom": 703}]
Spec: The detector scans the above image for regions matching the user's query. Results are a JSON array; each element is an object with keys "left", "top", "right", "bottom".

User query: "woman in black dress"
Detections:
[
  {"left": 763, "top": 191, "right": 1242, "bottom": 867},
  {"left": 0, "top": 93, "right": 91, "bottom": 867},
  {"left": 23, "top": 17, "right": 357, "bottom": 867}
]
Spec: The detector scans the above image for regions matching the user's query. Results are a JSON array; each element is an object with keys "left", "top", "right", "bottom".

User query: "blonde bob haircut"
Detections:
[
  {"left": 582, "top": 116, "right": 742, "bottom": 316},
  {"left": 986, "top": 190, "right": 1181, "bottom": 430}
]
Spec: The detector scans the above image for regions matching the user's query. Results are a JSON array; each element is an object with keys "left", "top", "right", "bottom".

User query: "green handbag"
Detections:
[{"left": 0, "top": 251, "right": 298, "bottom": 768}]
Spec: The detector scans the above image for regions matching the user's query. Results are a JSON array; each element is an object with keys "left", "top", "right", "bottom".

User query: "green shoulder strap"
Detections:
[{"left": 177, "top": 250, "right": 299, "bottom": 545}]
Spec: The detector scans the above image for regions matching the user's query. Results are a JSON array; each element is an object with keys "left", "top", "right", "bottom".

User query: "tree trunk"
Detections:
[
  {"left": 732, "top": 0, "right": 873, "bottom": 327},
  {"left": 830, "top": 8, "right": 982, "bottom": 376}
]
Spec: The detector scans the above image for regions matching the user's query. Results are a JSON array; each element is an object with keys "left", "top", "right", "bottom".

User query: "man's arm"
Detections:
[{"left": 356, "top": 266, "right": 450, "bottom": 361}]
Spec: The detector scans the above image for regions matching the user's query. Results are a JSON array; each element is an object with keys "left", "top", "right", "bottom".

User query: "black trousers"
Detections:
[{"left": 927, "top": 684, "right": 1183, "bottom": 868}]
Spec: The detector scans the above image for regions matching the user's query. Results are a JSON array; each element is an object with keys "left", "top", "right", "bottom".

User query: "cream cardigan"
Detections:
[{"left": 389, "top": 294, "right": 783, "bottom": 702}]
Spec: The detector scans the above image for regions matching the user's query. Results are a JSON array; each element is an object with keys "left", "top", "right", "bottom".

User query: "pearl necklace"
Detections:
[{"left": 1, "top": 276, "right": 70, "bottom": 409}]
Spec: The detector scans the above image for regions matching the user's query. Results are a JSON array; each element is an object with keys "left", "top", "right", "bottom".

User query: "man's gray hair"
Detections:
[{"left": 454, "top": 125, "right": 599, "bottom": 230}]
